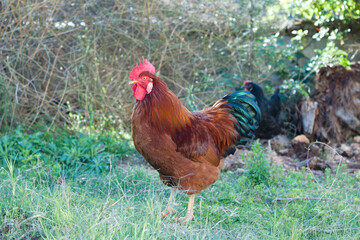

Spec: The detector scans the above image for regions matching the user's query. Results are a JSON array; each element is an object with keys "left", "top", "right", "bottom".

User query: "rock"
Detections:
[
  {"left": 290, "top": 135, "right": 320, "bottom": 160},
  {"left": 291, "top": 135, "right": 310, "bottom": 155},
  {"left": 312, "top": 170, "right": 325, "bottom": 176},
  {"left": 350, "top": 144, "right": 360, "bottom": 162},
  {"left": 296, "top": 157, "right": 332, "bottom": 171},
  {"left": 223, "top": 161, "right": 244, "bottom": 172},
  {"left": 269, "top": 155, "right": 295, "bottom": 168},
  {"left": 292, "top": 135, "right": 310, "bottom": 144},
  {"left": 333, "top": 154, "right": 345, "bottom": 163},
  {"left": 278, "top": 148, "right": 290, "bottom": 155},
  {"left": 271, "top": 135, "right": 291, "bottom": 152},
  {"left": 352, "top": 152, "right": 360, "bottom": 162},
  {"left": 351, "top": 143, "right": 360, "bottom": 154},
  {"left": 339, "top": 144, "right": 353, "bottom": 157},
  {"left": 324, "top": 147, "right": 337, "bottom": 160},
  {"left": 354, "top": 136, "right": 360, "bottom": 143},
  {"left": 347, "top": 162, "right": 360, "bottom": 169},
  {"left": 222, "top": 149, "right": 249, "bottom": 172}
]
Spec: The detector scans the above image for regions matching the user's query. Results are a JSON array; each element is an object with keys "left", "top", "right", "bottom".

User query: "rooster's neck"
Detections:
[{"left": 133, "top": 75, "right": 192, "bottom": 134}]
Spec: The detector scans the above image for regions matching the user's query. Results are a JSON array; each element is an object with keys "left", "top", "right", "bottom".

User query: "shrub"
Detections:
[
  {"left": 0, "top": 127, "right": 134, "bottom": 173},
  {"left": 244, "top": 140, "right": 270, "bottom": 186}
]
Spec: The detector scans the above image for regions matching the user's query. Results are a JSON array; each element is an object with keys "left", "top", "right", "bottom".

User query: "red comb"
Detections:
[
  {"left": 129, "top": 57, "right": 155, "bottom": 80},
  {"left": 244, "top": 80, "right": 252, "bottom": 85}
]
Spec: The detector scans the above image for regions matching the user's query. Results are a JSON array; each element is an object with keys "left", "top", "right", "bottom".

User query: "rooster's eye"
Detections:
[{"left": 143, "top": 77, "right": 146, "bottom": 80}]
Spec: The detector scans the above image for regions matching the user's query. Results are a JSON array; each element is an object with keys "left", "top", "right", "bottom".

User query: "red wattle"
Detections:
[{"left": 133, "top": 84, "right": 147, "bottom": 100}]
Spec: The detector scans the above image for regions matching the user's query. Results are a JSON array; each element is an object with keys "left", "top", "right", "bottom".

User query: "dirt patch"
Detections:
[{"left": 222, "top": 135, "right": 360, "bottom": 175}]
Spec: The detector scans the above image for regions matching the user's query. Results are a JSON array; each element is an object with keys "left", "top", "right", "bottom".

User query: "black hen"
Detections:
[{"left": 243, "top": 80, "right": 282, "bottom": 139}]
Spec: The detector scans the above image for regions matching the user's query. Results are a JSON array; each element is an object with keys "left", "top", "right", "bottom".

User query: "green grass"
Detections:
[
  {"left": 1, "top": 160, "right": 360, "bottom": 239},
  {"left": 0, "top": 129, "right": 359, "bottom": 239}
]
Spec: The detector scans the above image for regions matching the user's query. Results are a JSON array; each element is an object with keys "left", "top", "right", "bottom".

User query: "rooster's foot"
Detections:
[{"left": 161, "top": 207, "right": 177, "bottom": 218}]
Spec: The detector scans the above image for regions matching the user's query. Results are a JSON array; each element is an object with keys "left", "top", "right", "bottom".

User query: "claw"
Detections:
[
  {"left": 162, "top": 188, "right": 177, "bottom": 218},
  {"left": 161, "top": 208, "right": 177, "bottom": 218}
]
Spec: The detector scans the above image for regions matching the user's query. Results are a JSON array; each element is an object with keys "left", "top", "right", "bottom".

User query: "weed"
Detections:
[{"left": 244, "top": 140, "right": 270, "bottom": 186}]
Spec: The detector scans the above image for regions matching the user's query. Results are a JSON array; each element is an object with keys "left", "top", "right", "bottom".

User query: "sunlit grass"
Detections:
[
  {"left": 1, "top": 161, "right": 359, "bottom": 239},
  {"left": 0, "top": 128, "right": 359, "bottom": 239}
]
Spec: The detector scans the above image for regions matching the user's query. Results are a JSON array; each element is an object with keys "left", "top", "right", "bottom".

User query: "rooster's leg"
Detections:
[
  {"left": 179, "top": 194, "right": 195, "bottom": 222},
  {"left": 162, "top": 188, "right": 177, "bottom": 218}
]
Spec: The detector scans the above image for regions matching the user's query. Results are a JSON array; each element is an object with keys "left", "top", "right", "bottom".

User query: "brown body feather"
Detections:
[{"left": 131, "top": 73, "right": 239, "bottom": 194}]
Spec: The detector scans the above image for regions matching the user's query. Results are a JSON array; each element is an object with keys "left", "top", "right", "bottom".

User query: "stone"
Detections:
[{"left": 292, "top": 135, "right": 310, "bottom": 144}]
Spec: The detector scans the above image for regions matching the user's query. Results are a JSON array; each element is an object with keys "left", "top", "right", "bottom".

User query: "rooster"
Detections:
[
  {"left": 243, "top": 80, "right": 281, "bottom": 139},
  {"left": 129, "top": 58, "right": 260, "bottom": 221}
]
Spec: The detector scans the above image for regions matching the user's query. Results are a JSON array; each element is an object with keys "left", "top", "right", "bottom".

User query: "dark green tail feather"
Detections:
[{"left": 223, "top": 90, "right": 261, "bottom": 138}]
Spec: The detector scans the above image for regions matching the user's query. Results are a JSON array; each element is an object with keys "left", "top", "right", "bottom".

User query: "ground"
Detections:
[
  {"left": 1, "top": 143, "right": 360, "bottom": 239},
  {"left": 223, "top": 135, "right": 360, "bottom": 177}
]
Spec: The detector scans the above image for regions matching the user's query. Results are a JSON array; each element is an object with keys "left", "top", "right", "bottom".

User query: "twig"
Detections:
[
  {"left": 158, "top": 20, "right": 186, "bottom": 73},
  {"left": 273, "top": 197, "right": 337, "bottom": 202},
  {"left": 247, "top": 0, "right": 255, "bottom": 79},
  {"left": 19, "top": 214, "right": 44, "bottom": 227},
  {"left": 305, "top": 227, "right": 360, "bottom": 234}
]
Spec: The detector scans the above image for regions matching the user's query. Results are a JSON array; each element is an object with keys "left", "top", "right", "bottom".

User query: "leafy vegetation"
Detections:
[
  {"left": 256, "top": 0, "right": 357, "bottom": 99},
  {"left": 1, "top": 133, "right": 359, "bottom": 239},
  {"left": 0, "top": 127, "right": 134, "bottom": 175},
  {"left": 292, "top": 0, "right": 360, "bottom": 23},
  {"left": 244, "top": 140, "right": 271, "bottom": 186}
]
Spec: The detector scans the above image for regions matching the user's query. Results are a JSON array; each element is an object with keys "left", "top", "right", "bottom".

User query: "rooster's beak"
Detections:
[{"left": 129, "top": 80, "right": 137, "bottom": 85}]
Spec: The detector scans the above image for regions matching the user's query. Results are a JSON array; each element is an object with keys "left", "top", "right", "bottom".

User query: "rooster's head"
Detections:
[
  {"left": 243, "top": 80, "right": 253, "bottom": 91},
  {"left": 129, "top": 57, "right": 156, "bottom": 100}
]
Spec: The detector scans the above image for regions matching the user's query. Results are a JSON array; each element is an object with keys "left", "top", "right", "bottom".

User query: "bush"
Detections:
[{"left": 0, "top": 127, "right": 134, "bottom": 174}]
